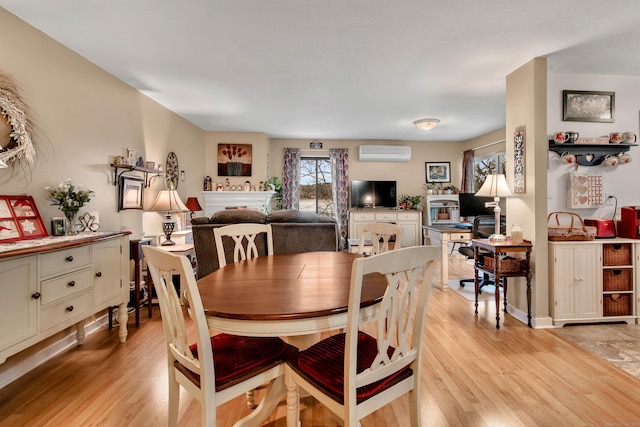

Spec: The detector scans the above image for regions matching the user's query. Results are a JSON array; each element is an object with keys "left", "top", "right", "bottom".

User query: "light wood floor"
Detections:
[{"left": 2, "top": 260, "right": 640, "bottom": 426}]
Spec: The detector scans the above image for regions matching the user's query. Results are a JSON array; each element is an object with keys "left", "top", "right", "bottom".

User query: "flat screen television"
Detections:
[
  {"left": 458, "top": 192, "right": 494, "bottom": 217},
  {"left": 351, "top": 180, "right": 397, "bottom": 208}
]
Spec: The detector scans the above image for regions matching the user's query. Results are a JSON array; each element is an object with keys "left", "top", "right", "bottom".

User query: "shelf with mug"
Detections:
[
  {"left": 548, "top": 140, "right": 636, "bottom": 166},
  {"left": 111, "top": 163, "right": 165, "bottom": 187}
]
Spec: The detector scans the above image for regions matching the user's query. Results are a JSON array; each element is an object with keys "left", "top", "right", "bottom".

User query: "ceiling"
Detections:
[{"left": 2, "top": 1, "right": 640, "bottom": 142}]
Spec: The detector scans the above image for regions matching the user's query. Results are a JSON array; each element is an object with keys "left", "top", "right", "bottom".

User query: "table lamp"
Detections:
[
  {"left": 149, "top": 189, "right": 188, "bottom": 245},
  {"left": 184, "top": 197, "right": 203, "bottom": 220},
  {"left": 475, "top": 174, "right": 513, "bottom": 241}
]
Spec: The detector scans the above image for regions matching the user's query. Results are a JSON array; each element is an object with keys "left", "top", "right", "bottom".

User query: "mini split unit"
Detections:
[{"left": 358, "top": 145, "right": 411, "bottom": 162}]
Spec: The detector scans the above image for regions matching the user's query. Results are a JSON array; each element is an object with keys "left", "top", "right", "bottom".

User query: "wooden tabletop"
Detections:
[{"left": 198, "top": 251, "right": 387, "bottom": 322}]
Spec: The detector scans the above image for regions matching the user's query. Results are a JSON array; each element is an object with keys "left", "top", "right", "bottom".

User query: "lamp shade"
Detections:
[
  {"left": 184, "top": 197, "right": 203, "bottom": 212},
  {"left": 149, "top": 190, "right": 188, "bottom": 212},
  {"left": 475, "top": 174, "right": 514, "bottom": 198}
]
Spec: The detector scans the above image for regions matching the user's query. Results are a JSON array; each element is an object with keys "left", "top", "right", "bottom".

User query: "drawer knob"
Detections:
[
  {"left": 68, "top": 281, "right": 76, "bottom": 287},
  {"left": 66, "top": 305, "right": 74, "bottom": 312},
  {"left": 66, "top": 255, "right": 74, "bottom": 262},
  {"left": 95, "top": 272, "right": 102, "bottom": 278},
  {"left": 31, "top": 292, "right": 41, "bottom": 300}
]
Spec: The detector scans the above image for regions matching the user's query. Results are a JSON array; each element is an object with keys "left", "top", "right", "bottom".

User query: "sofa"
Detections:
[{"left": 191, "top": 209, "right": 339, "bottom": 278}]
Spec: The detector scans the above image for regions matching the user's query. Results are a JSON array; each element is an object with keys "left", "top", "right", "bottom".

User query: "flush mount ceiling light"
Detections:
[{"left": 413, "top": 118, "right": 440, "bottom": 131}]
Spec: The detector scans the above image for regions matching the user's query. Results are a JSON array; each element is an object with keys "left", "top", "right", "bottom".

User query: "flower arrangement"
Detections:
[
  {"left": 222, "top": 144, "right": 248, "bottom": 162},
  {"left": 45, "top": 179, "right": 94, "bottom": 212}
]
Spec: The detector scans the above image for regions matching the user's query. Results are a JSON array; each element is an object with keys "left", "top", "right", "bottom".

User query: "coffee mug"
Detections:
[
  {"left": 603, "top": 154, "right": 619, "bottom": 167},
  {"left": 565, "top": 131, "right": 579, "bottom": 143},
  {"left": 618, "top": 152, "right": 632, "bottom": 164},
  {"left": 553, "top": 132, "right": 567, "bottom": 144},
  {"left": 623, "top": 132, "right": 637, "bottom": 144},
  {"left": 609, "top": 132, "right": 624, "bottom": 144},
  {"left": 559, "top": 152, "right": 576, "bottom": 165}
]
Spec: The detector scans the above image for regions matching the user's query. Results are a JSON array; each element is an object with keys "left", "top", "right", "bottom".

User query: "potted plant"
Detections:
[
  {"left": 443, "top": 184, "right": 458, "bottom": 195},
  {"left": 399, "top": 194, "right": 412, "bottom": 209},
  {"left": 409, "top": 195, "right": 423, "bottom": 210},
  {"left": 424, "top": 182, "right": 435, "bottom": 195}
]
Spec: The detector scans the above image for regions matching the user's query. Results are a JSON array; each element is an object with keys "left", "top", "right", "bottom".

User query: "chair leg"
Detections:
[
  {"left": 408, "top": 387, "right": 421, "bottom": 427},
  {"left": 285, "top": 369, "right": 300, "bottom": 427},
  {"left": 167, "top": 371, "right": 180, "bottom": 427},
  {"left": 246, "top": 389, "right": 256, "bottom": 409}
]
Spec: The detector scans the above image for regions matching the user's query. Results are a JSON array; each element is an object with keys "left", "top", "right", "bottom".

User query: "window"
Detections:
[
  {"left": 300, "top": 157, "right": 333, "bottom": 217},
  {"left": 473, "top": 152, "right": 506, "bottom": 191}
]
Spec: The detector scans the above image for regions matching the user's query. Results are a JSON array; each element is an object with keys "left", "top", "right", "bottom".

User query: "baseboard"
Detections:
[
  {"left": 506, "top": 304, "right": 554, "bottom": 329},
  {"left": 0, "top": 313, "right": 109, "bottom": 389}
]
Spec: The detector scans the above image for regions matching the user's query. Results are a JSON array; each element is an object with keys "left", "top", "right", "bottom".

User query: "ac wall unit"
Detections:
[{"left": 358, "top": 145, "right": 411, "bottom": 162}]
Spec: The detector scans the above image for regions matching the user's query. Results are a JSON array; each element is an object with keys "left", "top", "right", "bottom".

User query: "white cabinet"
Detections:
[
  {"left": 425, "top": 195, "right": 460, "bottom": 225},
  {"left": 549, "top": 240, "right": 636, "bottom": 327},
  {"left": 348, "top": 209, "right": 422, "bottom": 247},
  {"left": 0, "top": 233, "right": 129, "bottom": 364}
]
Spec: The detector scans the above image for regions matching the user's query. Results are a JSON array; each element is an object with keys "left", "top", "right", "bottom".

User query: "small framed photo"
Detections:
[
  {"left": 425, "top": 162, "right": 451, "bottom": 183},
  {"left": 118, "top": 176, "right": 145, "bottom": 211},
  {"left": 0, "top": 195, "right": 48, "bottom": 243},
  {"left": 563, "top": 90, "right": 615, "bottom": 123}
]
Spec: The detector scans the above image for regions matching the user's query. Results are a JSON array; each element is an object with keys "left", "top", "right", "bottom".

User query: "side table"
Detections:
[{"left": 472, "top": 238, "right": 532, "bottom": 329}]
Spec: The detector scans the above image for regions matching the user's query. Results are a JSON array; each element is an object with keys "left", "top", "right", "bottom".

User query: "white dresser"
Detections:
[
  {"left": 0, "top": 232, "right": 129, "bottom": 364},
  {"left": 348, "top": 209, "right": 422, "bottom": 247}
]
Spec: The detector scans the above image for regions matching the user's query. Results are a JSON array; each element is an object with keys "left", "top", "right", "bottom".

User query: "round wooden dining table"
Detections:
[{"left": 198, "top": 251, "right": 387, "bottom": 349}]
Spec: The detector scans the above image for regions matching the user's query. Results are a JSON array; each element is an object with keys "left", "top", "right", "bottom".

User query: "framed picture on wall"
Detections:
[
  {"left": 217, "top": 144, "right": 252, "bottom": 176},
  {"left": 563, "top": 90, "right": 615, "bottom": 123},
  {"left": 425, "top": 162, "right": 451, "bottom": 183},
  {"left": 118, "top": 176, "right": 145, "bottom": 211}
]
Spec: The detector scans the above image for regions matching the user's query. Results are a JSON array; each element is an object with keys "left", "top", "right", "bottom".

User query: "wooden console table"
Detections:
[{"left": 472, "top": 238, "right": 532, "bottom": 329}]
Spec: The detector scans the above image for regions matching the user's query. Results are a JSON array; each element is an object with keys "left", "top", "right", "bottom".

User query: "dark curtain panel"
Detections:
[{"left": 461, "top": 149, "right": 475, "bottom": 193}]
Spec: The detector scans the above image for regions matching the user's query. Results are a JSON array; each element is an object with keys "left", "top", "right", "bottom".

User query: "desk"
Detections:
[
  {"left": 423, "top": 225, "right": 472, "bottom": 289},
  {"left": 198, "top": 251, "right": 386, "bottom": 426},
  {"left": 472, "top": 238, "right": 532, "bottom": 329}
]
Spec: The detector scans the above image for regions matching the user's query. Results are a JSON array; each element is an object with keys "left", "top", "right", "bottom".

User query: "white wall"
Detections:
[{"left": 547, "top": 73, "right": 640, "bottom": 219}]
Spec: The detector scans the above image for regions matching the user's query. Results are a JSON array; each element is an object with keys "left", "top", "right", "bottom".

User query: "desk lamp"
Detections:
[
  {"left": 149, "top": 189, "right": 188, "bottom": 245},
  {"left": 475, "top": 174, "right": 513, "bottom": 241},
  {"left": 184, "top": 197, "right": 203, "bottom": 220}
]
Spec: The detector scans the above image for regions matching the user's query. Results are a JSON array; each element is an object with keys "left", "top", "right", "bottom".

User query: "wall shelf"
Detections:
[
  {"left": 548, "top": 141, "right": 636, "bottom": 166},
  {"left": 111, "top": 164, "right": 164, "bottom": 187}
]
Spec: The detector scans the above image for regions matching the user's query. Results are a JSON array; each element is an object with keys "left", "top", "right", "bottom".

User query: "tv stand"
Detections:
[{"left": 348, "top": 208, "right": 422, "bottom": 247}]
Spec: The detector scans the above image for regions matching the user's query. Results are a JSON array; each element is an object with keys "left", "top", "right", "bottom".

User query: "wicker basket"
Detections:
[
  {"left": 603, "top": 269, "right": 633, "bottom": 291},
  {"left": 547, "top": 211, "right": 596, "bottom": 241},
  {"left": 438, "top": 213, "right": 450, "bottom": 220},
  {"left": 603, "top": 243, "right": 632, "bottom": 266},
  {"left": 483, "top": 256, "right": 526, "bottom": 273},
  {"left": 603, "top": 293, "right": 632, "bottom": 316}
]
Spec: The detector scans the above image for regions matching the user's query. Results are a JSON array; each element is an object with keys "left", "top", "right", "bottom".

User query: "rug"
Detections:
[{"left": 449, "top": 279, "right": 502, "bottom": 301}]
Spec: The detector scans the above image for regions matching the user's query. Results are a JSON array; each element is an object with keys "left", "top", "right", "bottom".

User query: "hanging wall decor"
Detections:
[
  {"left": 0, "top": 73, "right": 36, "bottom": 169},
  {"left": 217, "top": 144, "right": 252, "bottom": 176},
  {"left": 513, "top": 126, "right": 526, "bottom": 194}
]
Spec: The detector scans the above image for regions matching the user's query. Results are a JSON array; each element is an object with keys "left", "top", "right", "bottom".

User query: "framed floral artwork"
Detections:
[
  {"left": 217, "top": 144, "right": 252, "bottom": 176},
  {"left": 0, "top": 195, "right": 48, "bottom": 243}
]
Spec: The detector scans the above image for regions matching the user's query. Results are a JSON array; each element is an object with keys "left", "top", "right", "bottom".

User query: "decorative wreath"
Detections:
[{"left": 0, "top": 73, "right": 36, "bottom": 168}]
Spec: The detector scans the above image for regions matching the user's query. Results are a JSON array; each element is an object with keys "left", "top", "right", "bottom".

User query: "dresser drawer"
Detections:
[
  {"left": 40, "top": 268, "right": 93, "bottom": 305},
  {"left": 41, "top": 291, "right": 92, "bottom": 332},
  {"left": 352, "top": 213, "right": 375, "bottom": 221},
  {"left": 40, "top": 246, "right": 92, "bottom": 278},
  {"left": 397, "top": 212, "right": 419, "bottom": 221},
  {"left": 375, "top": 213, "right": 396, "bottom": 221}
]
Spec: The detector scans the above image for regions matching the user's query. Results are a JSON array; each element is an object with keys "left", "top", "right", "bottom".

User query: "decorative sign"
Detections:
[
  {"left": 513, "top": 127, "right": 526, "bottom": 194},
  {"left": 567, "top": 172, "right": 603, "bottom": 209}
]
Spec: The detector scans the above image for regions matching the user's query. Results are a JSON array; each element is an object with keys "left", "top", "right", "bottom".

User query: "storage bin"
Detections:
[
  {"left": 603, "top": 269, "right": 633, "bottom": 291},
  {"left": 483, "top": 256, "right": 526, "bottom": 273},
  {"left": 603, "top": 293, "right": 632, "bottom": 316},
  {"left": 603, "top": 243, "right": 632, "bottom": 266}
]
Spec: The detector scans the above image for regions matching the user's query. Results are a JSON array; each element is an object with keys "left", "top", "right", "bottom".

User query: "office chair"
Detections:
[{"left": 458, "top": 215, "right": 506, "bottom": 292}]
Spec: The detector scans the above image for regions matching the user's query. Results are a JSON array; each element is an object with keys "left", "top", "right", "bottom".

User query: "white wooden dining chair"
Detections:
[
  {"left": 285, "top": 245, "right": 439, "bottom": 426},
  {"left": 357, "top": 222, "right": 402, "bottom": 255},
  {"left": 213, "top": 223, "right": 274, "bottom": 268},
  {"left": 142, "top": 246, "right": 291, "bottom": 427}
]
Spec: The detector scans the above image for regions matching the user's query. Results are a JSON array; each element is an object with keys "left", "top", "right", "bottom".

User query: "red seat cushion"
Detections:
[
  {"left": 288, "top": 331, "right": 412, "bottom": 404},
  {"left": 177, "top": 334, "right": 290, "bottom": 391}
]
